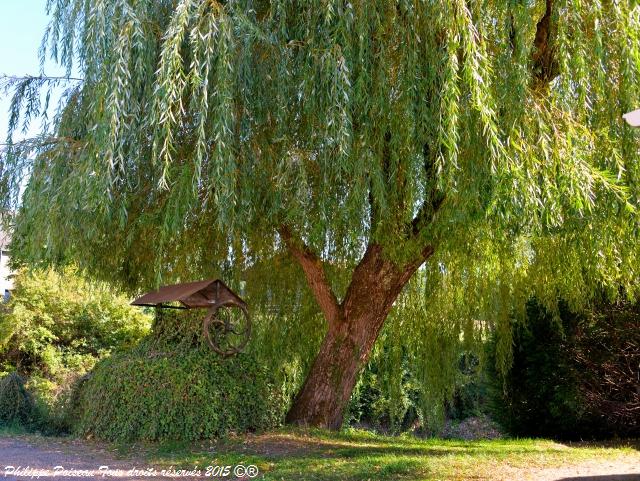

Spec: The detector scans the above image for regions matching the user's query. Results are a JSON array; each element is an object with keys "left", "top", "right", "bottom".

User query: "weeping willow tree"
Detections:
[{"left": 2, "top": 0, "right": 640, "bottom": 429}]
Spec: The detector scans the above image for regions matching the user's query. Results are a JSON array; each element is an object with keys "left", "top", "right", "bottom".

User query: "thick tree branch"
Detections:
[
  {"left": 532, "top": 0, "right": 559, "bottom": 86},
  {"left": 401, "top": 244, "right": 435, "bottom": 283},
  {"left": 342, "top": 243, "right": 434, "bottom": 328},
  {"left": 411, "top": 141, "right": 445, "bottom": 238},
  {"left": 279, "top": 226, "right": 342, "bottom": 327},
  {"left": 411, "top": 195, "right": 445, "bottom": 238}
]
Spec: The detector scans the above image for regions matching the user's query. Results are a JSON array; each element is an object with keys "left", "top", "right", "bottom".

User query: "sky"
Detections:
[{"left": 0, "top": 0, "right": 65, "bottom": 140}]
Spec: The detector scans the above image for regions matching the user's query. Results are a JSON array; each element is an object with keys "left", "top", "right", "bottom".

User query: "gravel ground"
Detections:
[
  {"left": 497, "top": 458, "right": 640, "bottom": 481},
  {"left": 0, "top": 437, "right": 178, "bottom": 481}
]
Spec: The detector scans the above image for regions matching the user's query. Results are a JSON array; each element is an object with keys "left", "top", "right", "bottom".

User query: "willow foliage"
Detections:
[{"left": 2, "top": 0, "right": 640, "bottom": 417}]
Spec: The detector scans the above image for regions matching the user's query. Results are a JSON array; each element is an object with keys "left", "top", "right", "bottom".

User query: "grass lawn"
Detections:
[
  {"left": 1, "top": 426, "right": 637, "bottom": 480},
  {"left": 139, "top": 428, "right": 639, "bottom": 481}
]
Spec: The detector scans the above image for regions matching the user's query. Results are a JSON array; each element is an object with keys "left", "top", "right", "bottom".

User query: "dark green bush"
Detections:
[
  {"left": 489, "top": 298, "right": 640, "bottom": 440},
  {"left": 571, "top": 301, "right": 639, "bottom": 437},
  {"left": 0, "top": 372, "right": 36, "bottom": 427},
  {"left": 72, "top": 309, "right": 286, "bottom": 441},
  {"left": 488, "top": 301, "right": 586, "bottom": 439}
]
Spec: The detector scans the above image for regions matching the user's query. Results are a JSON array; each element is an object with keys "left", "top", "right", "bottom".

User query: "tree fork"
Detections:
[{"left": 285, "top": 242, "right": 434, "bottom": 429}]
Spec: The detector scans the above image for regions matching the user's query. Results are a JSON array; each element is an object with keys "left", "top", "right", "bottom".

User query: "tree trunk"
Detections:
[
  {"left": 285, "top": 244, "right": 433, "bottom": 429},
  {"left": 284, "top": 302, "right": 385, "bottom": 428}
]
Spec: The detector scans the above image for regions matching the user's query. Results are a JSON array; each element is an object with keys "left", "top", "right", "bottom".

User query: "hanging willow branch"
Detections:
[{"left": 2, "top": 0, "right": 640, "bottom": 419}]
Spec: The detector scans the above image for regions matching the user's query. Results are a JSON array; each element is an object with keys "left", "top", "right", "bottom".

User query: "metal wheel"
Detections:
[{"left": 202, "top": 301, "right": 251, "bottom": 357}]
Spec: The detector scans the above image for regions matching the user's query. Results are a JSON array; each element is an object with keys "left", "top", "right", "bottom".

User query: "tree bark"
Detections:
[
  {"left": 285, "top": 243, "right": 433, "bottom": 429},
  {"left": 532, "top": 0, "right": 559, "bottom": 86}
]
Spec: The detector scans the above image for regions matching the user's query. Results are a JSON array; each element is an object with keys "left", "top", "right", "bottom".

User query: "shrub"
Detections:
[
  {"left": 25, "top": 374, "right": 81, "bottom": 434},
  {"left": 0, "top": 267, "right": 151, "bottom": 380},
  {"left": 489, "top": 298, "right": 640, "bottom": 440},
  {"left": 0, "top": 372, "right": 36, "bottom": 427},
  {"left": 0, "top": 268, "right": 152, "bottom": 434},
  {"left": 489, "top": 301, "right": 585, "bottom": 439},
  {"left": 71, "top": 309, "right": 286, "bottom": 441},
  {"left": 572, "top": 301, "right": 639, "bottom": 437}
]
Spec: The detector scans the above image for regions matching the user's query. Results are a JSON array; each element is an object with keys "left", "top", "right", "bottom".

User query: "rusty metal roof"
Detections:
[{"left": 131, "top": 279, "right": 245, "bottom": 309}]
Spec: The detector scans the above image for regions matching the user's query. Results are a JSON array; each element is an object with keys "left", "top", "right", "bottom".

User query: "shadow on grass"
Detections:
[
  {"left": 210, "top": 435, "right": 554, "bottom": 461},
  {"left": 157, "top": 431, "right": 598, "bottom": 478},
  {"left": 255, "top": 453, "right": 428, "bottom": 480},
  {"left": 141, "top": 429, "right": 640, "bottom": 481}
]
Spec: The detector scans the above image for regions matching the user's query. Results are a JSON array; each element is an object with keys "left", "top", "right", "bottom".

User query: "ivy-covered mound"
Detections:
[{"left": 72, "top": 309, "right": 286, "bottom": 441}]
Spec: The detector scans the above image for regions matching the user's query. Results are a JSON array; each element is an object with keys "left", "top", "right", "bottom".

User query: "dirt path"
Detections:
[
  {"left": 499, "top": 458, "right": 640, "bottom": 481},
  {"left": 0, "top": 436, "right": 183, "bottom": 481}
]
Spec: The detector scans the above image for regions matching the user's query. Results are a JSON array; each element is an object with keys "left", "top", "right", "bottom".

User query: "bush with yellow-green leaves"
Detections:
[{"left": 0, "top": 268, "right": 151, "bottom": 431}]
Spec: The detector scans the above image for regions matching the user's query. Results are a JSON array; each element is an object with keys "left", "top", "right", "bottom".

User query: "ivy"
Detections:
[{"left": 72, "top": 309, "right": 286, "bottom": 441}]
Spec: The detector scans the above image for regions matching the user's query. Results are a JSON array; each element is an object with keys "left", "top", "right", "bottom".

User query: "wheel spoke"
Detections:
[{"left": 202, "top": 302, "right": 251, "bottom": 357}]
